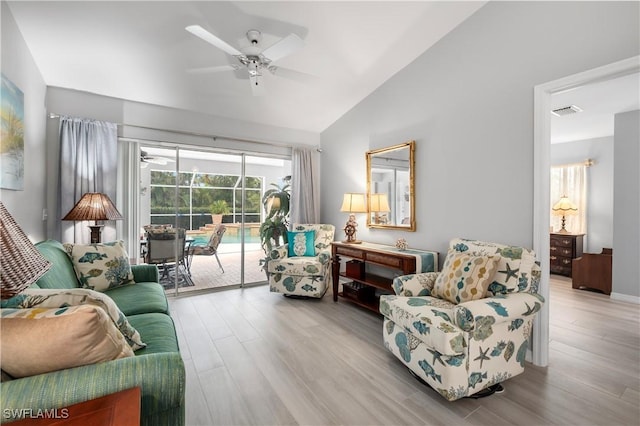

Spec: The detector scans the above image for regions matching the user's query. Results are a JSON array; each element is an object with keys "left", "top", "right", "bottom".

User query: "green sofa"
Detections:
[{"left": 0, "top": 240, "right": 185, "bottom": 425}]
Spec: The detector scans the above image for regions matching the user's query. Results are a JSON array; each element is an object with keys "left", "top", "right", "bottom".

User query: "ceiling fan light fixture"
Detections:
[
  {"left": 185, "top": 25, "right": 305, "bottom": 96},
  {"left": 246, "top": 29, "right": 262, "bottom": 45}
]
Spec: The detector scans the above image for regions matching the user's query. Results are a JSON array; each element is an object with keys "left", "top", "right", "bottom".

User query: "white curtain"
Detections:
[
  {"left": 550, "top": 164, "right": 587, "bottom": 234},
  {"left": 290, "top": 147, "right": 319, "bottom": 225},
  {"left": 58, "top": 116, "right": 118, "bottom": 243}
]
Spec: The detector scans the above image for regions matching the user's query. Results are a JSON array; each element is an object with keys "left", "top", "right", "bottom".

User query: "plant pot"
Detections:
[{"left": 211, "top": 214, "right": 223, "bottom": 224}]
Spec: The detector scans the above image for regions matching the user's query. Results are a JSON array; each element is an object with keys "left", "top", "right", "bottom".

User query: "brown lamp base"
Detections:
[
  {"left": 342, "top": 240, "right": 362, "bottom": 244},
  {"left": 88, "top": 225, "right": 105, "bottom": 244}
]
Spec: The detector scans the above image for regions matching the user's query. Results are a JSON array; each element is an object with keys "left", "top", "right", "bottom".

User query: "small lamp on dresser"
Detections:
[{"left": 552, "top": 195, "right": 578, "bottom": 234}]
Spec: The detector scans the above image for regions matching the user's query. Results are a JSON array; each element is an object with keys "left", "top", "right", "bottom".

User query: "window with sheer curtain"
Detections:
[{"left": 550, "top": 164, "right": 587, "bottom": 234}]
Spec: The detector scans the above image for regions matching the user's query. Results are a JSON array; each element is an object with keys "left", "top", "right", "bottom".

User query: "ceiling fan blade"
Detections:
[
  {"left": 144, "top": 157, "right": 169, "bottom": 165},
  {"left": 261, "top": 33, "right": 304, "bottom": 63},
  {"left": 186, "top": 25, "right": 242, "bottom": 57},
  {"left": 187, "top": 64, "right": 240, "bottom": 74},
  {"left": 269, "top": 66, "right": 317, "bottom": 84},
  {"left": 249, "top": 74, "right": 266, "bottom": 96}
]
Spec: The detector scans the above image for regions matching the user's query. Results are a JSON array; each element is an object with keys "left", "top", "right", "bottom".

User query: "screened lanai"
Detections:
[{"left": 137, "top": 146, "right": 291, "bottom": 294}]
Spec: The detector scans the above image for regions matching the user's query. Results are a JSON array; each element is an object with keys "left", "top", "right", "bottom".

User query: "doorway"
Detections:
[{"left": 532, "top": 56, "right": 640, "bottom": 366}]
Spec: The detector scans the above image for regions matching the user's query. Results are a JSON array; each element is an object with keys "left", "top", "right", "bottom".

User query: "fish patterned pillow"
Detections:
[{"left": 66, "top": 241, "right": 135, "bottom": 292}]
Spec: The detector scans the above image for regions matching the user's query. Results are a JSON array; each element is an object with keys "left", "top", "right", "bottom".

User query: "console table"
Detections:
[{"left": 331, "top": 242, "right": 438, "bottom": 314}]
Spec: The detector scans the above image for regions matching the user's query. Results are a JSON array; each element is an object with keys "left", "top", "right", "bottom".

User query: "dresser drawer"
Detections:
[
  {"left": 549, "top": 245, "right": 574, "bottom": 257},
  {"left": 550, "top": 235, "right": 575, "bottom": 247},
  {"left": 550, "top": 255, "right": 572, "bottom": 267},
  {"left": 549, "top": 233, "right": 584, "bottom": 277}
]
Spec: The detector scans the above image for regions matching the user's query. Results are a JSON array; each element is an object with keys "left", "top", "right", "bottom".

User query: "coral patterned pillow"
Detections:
[
  {"left": 66, "top": 241, "right": 135, "bottom": 292},
  {"left": 433, "top": 250, "right": 500, "bottom": 304}
]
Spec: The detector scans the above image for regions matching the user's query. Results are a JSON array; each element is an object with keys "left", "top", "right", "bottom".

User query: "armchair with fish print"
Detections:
[
  {"left": 380, "top": 238, "right": 544, "bottom": 401},
  {"left": 268, "top": 224, "right": 335, "bottom": 298}
]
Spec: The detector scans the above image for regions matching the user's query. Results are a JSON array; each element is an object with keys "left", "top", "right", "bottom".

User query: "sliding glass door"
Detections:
[{"left": 137, "top": 144, "right": 290, "bottom": 294}]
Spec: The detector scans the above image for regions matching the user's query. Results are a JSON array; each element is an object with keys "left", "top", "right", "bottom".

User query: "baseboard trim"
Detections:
[{"left": 610, "top": 292, "right": 640, "bottom": 304}]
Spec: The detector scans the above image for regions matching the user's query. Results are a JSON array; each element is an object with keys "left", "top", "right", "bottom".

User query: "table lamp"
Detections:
[
  {"left": 63, "top": 192, "right": 123, "bottom": 243},
  {"left": 0, "top": 202, "right": 52, "bottom": 299},
  {"left": 340, "top": 193, "right": 367, "bottom": 244},
  {"left": 369, "top": 193, "right": 391, "bottom": 224},
  {"left": 552, "top": 195, "right": 578, "bottom": 234}
]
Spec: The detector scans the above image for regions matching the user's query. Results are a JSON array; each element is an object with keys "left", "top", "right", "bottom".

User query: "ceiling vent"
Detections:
[{"left": 551, "top": 105, "right": 583, "bottom": 117}]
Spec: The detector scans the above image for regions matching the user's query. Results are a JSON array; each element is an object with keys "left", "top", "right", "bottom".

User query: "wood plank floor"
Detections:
[{"left": 169, "top": 275, "right": 640, "bottom": 426}]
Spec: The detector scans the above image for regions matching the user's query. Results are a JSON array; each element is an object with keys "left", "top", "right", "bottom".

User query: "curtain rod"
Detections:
[
  {"left": 552, "top": 158, "right": 594, "bottom": 168},
  {"left": 47, "top": 113, "right": 322, "bottom": 152}
]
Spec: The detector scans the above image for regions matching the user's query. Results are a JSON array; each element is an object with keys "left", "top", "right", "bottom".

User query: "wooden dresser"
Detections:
[{"left": 550, "top": 233, "right": 584, "bottom": 277}]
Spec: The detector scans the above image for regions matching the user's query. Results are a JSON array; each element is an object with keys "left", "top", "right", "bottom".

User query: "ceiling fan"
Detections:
[
  {"left": 140, "top": 151, "right": 176, "bottom": 168},
  {"left": 185, "top": 25, "right": 306, "bottom": 95}
]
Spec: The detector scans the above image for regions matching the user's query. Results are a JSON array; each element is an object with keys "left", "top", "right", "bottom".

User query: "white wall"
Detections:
[
  {"left": 612, "top": 110, "right": 640, "bottom": 300},
  {"left": 1, "top": 2, "right": 47, "bottom": 241},
  {"left": 551, "top": 137, "right": 614, "bottom": 253},
  {"left": 320, "top": 1, "right": 640, "bottom": 265}
]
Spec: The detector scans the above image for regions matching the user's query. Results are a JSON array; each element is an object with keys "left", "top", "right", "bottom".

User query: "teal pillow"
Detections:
[{"left": 287, "top": 230, "right": 316, "bottom": 257}]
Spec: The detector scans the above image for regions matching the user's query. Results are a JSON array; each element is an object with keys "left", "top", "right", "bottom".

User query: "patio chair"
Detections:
[
  {"left": 187, "top": 224, "right": 226, "bottom": 273},
  {"left": 145, "top": 227, "right": 189, "bottom": 280}
]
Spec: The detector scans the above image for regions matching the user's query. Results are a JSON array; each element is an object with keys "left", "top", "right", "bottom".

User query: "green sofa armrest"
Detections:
[
  {"left": 0, "top": 353, "right": 185, "bottom": 425},
  {"left": 131, "top": 264, "right": 159, "bottom": 283}
]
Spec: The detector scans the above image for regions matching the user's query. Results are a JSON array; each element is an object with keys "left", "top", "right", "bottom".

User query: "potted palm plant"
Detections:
[
  {"left": 259, "top": 179, "right": 291, "bottom": 276},
  {"left": 210, "top": 200, "right": 231, "bottom": 224}
]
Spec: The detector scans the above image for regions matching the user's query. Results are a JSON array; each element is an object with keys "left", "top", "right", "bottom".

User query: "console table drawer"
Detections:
[
  {"left": 334, "top": 245, "right": 365, "bottom": 260},
  {"left": 366, "top": 252, "right": 404, "bottom": 269}
]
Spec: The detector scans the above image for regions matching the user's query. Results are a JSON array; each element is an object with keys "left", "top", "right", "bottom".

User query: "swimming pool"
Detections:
[{"left": 189, "top": 233, "right": 260, "bottom": 245}]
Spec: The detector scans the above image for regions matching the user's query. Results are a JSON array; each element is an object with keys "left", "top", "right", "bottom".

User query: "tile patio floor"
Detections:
[{"left": 165, "top": 243, "right": 268, "bottom": 295}]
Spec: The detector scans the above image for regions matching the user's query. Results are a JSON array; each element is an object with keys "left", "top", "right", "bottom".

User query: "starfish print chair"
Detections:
[
  {"left": 268, "top": 224, "right": 335, "bottom": 298},
  {"left": 380, "top": 238, "right": 545, "bottom": 401}
]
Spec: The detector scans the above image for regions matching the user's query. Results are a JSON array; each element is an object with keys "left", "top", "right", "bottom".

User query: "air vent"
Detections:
[{"left": 551, "top": 105, "right": 583, "bottom": 117}]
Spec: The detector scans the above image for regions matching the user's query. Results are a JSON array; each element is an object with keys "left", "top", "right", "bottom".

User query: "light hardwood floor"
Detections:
[{"left": 169, "top": 275, "right": 640, "bottom": 426}]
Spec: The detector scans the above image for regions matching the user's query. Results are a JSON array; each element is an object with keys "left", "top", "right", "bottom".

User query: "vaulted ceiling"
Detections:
[{"left": 7, "top": 1, "right": 486, "bottom": 133}]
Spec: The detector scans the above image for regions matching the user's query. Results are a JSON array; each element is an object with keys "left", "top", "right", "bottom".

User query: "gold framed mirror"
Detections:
[{"left": 366, "top": 141, "right": 415, "bottom": 231}]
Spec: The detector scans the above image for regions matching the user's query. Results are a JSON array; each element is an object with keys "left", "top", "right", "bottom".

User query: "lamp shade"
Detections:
[
  {"left": 0, "top": 202, "right": 52, "bottom": 299},
  {"left": 551, "top": 196, "right": 578, "bottom": 216},
  {"left": 340, "top": 193, "right": 367, "bottom": 213},
  {"left": 63, "top": 193, "right": 123, "bottom": 221},
  {"left": 369, "top": 193, "right": 391, "bottom": 213}
]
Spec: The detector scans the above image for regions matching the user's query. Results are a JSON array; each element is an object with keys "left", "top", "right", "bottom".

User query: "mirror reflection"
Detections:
[{"left": 366, "top": 141, "right": 415, "bottom": 231}]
